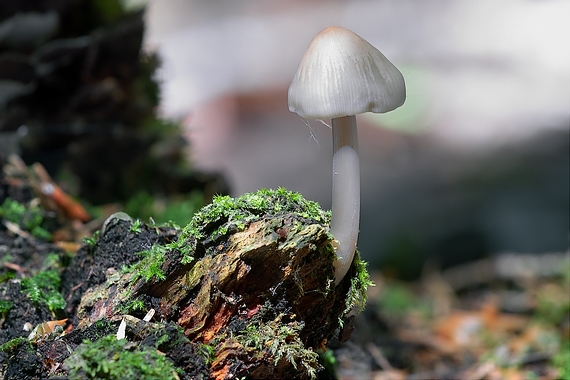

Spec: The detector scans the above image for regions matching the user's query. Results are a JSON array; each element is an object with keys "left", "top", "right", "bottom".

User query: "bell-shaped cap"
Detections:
[{"left": 288, "top": 26, "right": 406, "bottom": 119}]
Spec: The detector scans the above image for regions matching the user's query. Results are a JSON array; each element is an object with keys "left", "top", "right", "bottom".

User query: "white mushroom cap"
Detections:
[{"left": 288, "top": 26, "right": 406, "bottom": 119}]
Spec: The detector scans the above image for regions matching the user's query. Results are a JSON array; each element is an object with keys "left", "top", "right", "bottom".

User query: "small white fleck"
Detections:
[
  {"left": 117, "top": 318, "right": 126, "bottom": 340},
  {"left": 143, "top": 309, "right": 156, "bottom": 322}
]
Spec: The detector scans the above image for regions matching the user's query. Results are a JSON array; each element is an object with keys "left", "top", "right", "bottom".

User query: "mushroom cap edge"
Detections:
[{"left": 288, "top": 26, "right": 406, "bottom": 120}]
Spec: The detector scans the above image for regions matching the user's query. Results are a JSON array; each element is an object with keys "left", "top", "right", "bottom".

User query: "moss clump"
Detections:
[
  {"left": 0, "top": 337, "right": 31, "bottom": 354},
  {"left": 182, "top": 187, "right": 330, "bottom": 258},
  {"left": 124, "top": 188, "right": 331, "bottom": 285},
  {"left": 130, "top": 219, "right": 143, "bottom": 233},
  {"left": 124, "top": 244, "right": 170, "bottom": 283},
  {"left": 0, "top": 197, "right": 52, "bottom": 240},
  {"left": 0, "top": 300, "right": 13, "bottom": 315},
  {"left": 125, "top": 298, "right": 144, "bottom": 312},
  {"left": 345, "top": 251, "right": 374, "bottom": 316},
  {"left": 188, "top": 188, "right": 329, "bottom": 237},
  {"left": 21, "top": 270, "right": 66, "bottom": 313},
  {"left": 234, "top": 315, "right": 321, "bottom": 379},
  {"left": 65, "top": 335, "right": 180, "bottom": 380},
  {"left": 82, "top": 230, "right": 100, "bottom": 246}
]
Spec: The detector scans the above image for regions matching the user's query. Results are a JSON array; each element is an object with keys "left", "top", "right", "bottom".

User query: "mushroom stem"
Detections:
[{"left": 330, "top": 115, "right": 360, "bottom": 284}]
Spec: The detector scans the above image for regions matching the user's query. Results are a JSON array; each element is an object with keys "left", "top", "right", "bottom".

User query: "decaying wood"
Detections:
[{"left": 76, "top": 212, "right": 359, "bottom": 379}]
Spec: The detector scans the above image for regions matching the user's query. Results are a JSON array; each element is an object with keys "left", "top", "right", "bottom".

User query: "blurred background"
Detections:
[
  {"left": 145, "top": 0, "right": 569, "bottom": 277},
  {"left": 1, "top": 0, "right": 568, "bottom": 278}
]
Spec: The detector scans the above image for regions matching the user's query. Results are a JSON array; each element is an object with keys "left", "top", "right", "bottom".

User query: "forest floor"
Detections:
[{"left": 0, "top": 156, "right": 568, "bottom": 380}]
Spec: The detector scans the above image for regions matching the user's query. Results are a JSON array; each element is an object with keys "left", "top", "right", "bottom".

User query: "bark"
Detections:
[{"left": 76, "top": 211, "right": 362, "bottom": 379}]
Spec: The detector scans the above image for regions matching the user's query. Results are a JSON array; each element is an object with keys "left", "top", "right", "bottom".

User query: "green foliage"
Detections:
[
  {"left": 0, "top": 254, "right": 14, "bottom": 282},
  {"left": 91, "top": 318, "right": 118, "bottom": 341},
  {"left": 318, "top": 349, "right": 337, "bottom": 378},
  {"left": 198, "top": 343, "right": 216, "bottom": 365},
  {"left": 235, "top": 316, "right": 320, "bottom": 379},
  {"left": 379, "top": 283, "right": 416, "bottom": 317},
  {"left": 0, "top": 271, "right": 15, "bottom": 283},
  {"left": 130, "top": 219, "right": 143, "bottom": 233},
  {"left": 124, "top": 244, "right": 169, "bottom": 284},
  {"left": 21, "top": 270, "right": 66, "bottom": 312},
  {"left": 536, "top": 293, "right": 568, "bottom": 325},
  {"left": 0, "top": 337, "right": 30, "bottom": 353},
  {"left": 190, "top": 188, "right": 329, "bottom": 237},
  {"left": 124, "top": 190, "right": 203, "bottom": 227},
  {"left": 0, "top": 197, "right": 52, "bottom": 240},
  {"left": 133, "top": 56, "right": 161, "bottom": 110},
  {"left": 182, "top": 188, "right": 330, "bottom": 261},
  {"left": 65, "top": 335, "right": 179, "bottom": 380},
  {"left": 0, "top": 197, "right": 27, "bottom": 222},
  {"left": 128, "top": 299, "right": 145, "bottom": 311},
  {"left": 42, "top": 253, "right": 61, "bottom": 270},
  {"left": 552, "top": 338, "right": 570, "bottom": 380},
  {"left": 30, "top": 225, "right": 52, "bottom": 240},
  {"left": 0, "top": 300, "right": 13, "bottom": 314},
  {"left": 154, "top": 333, "right": 170, "bottom": 348},
  {"left": 116, "top": 298, "right": 145, "bottom": 315},
  {"left": 345, "top": 251, "right": 374, "bottom": 315},
  {"left": 124, "top": 188, "right": 329, "bottom": 286},
  {"left": 82, "top": 230, "right": 100, "bottom": 246},
  {"left": 147, "top": 323, "right": 190, "bottom": 351}
]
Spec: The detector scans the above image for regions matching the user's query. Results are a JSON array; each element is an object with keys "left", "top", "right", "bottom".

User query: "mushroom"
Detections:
[{"left": 288, "top": 26, "right": 406, "bottom": 284}]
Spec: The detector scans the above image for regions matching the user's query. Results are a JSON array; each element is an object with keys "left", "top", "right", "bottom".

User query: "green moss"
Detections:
[
  {"left": 318, "top": 349, "right": 337, "bottom": 379},
  {"left": 198, "top": 343, "right": 216, "bottom": 365},
  {"left": 234, "top": 315, "right": 320, "bottom": 379},
  {"left": 0, "top": 270, "right": 15, "bottom": 283},
  {"left": 182, "top": 187, "right": 330, "bottom": 259},
  {"left": 345, "top": 251, "right": 373, "bottom": 316},
  {"left": 65, "top": 335, "right": 180, "bottom": 380},
  {"left": 21, "top": 270, "right": 66, "bottom": 312},
  {"left": 123, "top": 244, "right": 169, "bottom": 284},
  {"left": 553, "top": 338, "right": 570, "bottom": 380},
  {"left": 42, "top": 253, "right": 61, "bottom": 270},
  {"left": 154, "top": 333, "right": 170, "bottom": 348},
  {"left": 91, "top": 0, "right": 125, "bottom": 24},
  {"left": 0, "top": 337, "right": 31, "bottom": 353},
  {"left": 82, "top": 230, "right": 100, "bottom": 246},
  {"left": 130, "top": 219, "right": 143, "bottom": 233},
  {"left": 124, "top": 188, "right": 330, "bottom": 286},
  {"left": 116, "top": 298, "right": 145, "bottom": 315},
  {"left": 124, "top": 190, "right": 203, "bottom": 227},
  {"left": 0, "top": 197, "right": 29, "bottom": 223},
  {"left": 145, "top": 322, "right": 191, "bottom": 351},
  {"left": 0, "top": 197, "right": 52, "bottom": 240},
  {"left": 89, "top": 318, "right": 119, "bottom": 341},
  {"left": 0, "top": 300, "right": 13, "bottom": 315}
]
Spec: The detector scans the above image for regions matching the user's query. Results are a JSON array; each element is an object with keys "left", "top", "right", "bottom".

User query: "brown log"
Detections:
[{"left": 75, "top": 190, "right": 369, "bottom": 379}]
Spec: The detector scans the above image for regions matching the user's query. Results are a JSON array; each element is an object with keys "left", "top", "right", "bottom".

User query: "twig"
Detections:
[
  {"left": 366, "top": 342, "right": 394, "bottom": 371},
  {"left": 3, "top": 261, "right": 27, "bottom": 274}
]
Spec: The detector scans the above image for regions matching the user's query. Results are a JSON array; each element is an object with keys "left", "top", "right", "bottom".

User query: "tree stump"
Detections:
[{"left": 3, "top": 188, "right": 370, "bottom": 379}]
